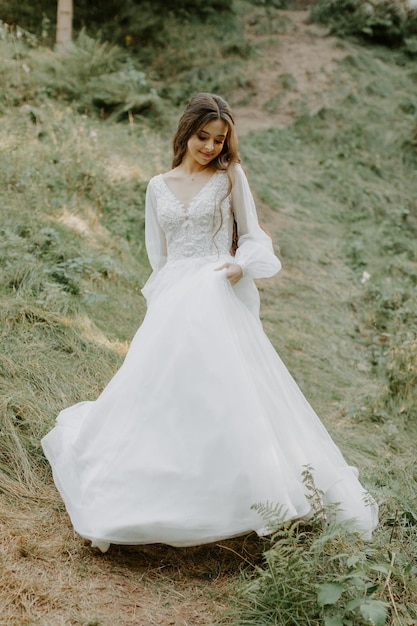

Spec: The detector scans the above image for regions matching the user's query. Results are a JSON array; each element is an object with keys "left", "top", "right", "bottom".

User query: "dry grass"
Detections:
[{"left": 0, "top": 500, "right": 265, "bottom": 625}]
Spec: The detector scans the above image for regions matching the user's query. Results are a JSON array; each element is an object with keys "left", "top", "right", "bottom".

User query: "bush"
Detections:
[
  {"left": 0, "top": 0, "right": 234, "bottom": 46},
  {"left": 0, "top": 28, "right": 162, "bottom": 120},
  {"left": 310, "top": 0, "right": 417, "bottom": 47},
  {"left": 231, "top": 470, "right": 416, "bottom": 626}
]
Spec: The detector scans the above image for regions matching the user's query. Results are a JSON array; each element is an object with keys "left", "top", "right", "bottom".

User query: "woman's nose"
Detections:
[{"left": 205, "top": 139, "right": 214, "bottom": 151}]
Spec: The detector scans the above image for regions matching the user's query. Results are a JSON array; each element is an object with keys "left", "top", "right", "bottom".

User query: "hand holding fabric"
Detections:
[{"left": 215, "top": 262, "right": 243, "bottom": 285}]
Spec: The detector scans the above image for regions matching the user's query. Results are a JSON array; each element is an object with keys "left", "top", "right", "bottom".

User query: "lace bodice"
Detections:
[
  {"left": 145, "top": 162, "right": 282, "bottom": 280},
  {"left": 148, "top": 170, "right": 231, "bottom": 262}
]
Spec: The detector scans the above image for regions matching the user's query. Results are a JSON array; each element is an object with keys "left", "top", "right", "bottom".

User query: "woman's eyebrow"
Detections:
[{"left": 199, "top": 130, "right": 227, "bottom": 138}]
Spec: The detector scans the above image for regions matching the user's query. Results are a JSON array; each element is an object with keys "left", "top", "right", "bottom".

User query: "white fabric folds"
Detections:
[{"left": 42, "top": 163, "right": 378, "bottom": 548}]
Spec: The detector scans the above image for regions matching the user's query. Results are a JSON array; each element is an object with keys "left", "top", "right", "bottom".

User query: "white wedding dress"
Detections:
[{"left": 41, "top": 163, "right": 378, "bottom": 550}]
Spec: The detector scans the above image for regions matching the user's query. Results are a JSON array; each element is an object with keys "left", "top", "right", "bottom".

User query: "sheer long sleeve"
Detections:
[
  {"left": 232, "top": 163, "right": 281, "bottom": 279},
  {"left": 145, "top": 179, "right": 167, "bottom": 271}
]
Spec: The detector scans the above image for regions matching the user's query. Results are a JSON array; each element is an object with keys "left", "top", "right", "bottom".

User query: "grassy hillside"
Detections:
[
  {"left": 231, "top": 42, "right": 417, "bottom": 626},
  {"left": 0, "top": 3, "right": 416, "bottom": 624}
]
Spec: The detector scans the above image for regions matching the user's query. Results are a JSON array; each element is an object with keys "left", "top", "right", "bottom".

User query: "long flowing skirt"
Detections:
[{"left": 42, "top": 256, "right": 378, "bottom": 547}]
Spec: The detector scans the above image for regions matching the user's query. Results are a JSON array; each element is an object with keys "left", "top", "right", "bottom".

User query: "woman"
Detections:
[{"left": 42, "top": 93, "right": 378, "bottom": 552}]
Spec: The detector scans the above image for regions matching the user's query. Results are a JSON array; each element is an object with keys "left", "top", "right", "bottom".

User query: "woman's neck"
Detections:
[{"left": 179, "top": 155, "right": 213, "bottom": 176}]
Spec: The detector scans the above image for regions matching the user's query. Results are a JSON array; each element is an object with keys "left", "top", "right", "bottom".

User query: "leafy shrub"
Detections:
[
  {"left": 43, "top": 256, "right": 119, "bottom": 295},
  {"left": 230, "top": 465, "right": 417, "bottom": 626},
  {"left": 0, "top": 5, "right": 248, "bottom": 114},
  {"left": 248, "top": 0, "right": 288, "bottom": 8},
  {"left": 310, "top": 0, "right": 417, "bottom": 47},
  {"left": 137, "top": 0, "right": 233, "bottom": 17},
  {"left": 39, "top": 30, "right": 162, "bottom": 117},
  {"left": 231, "top": 469, "right": 414, "bottom": 626},
  {"left": 0, "top": 0, "right": 234, "bottom": 48},
  {"left": 0, "top": 27, "right": 162, "bottom": 119},
  {"left": 0, "top": 1, "right": 55, "bottom": 41}
]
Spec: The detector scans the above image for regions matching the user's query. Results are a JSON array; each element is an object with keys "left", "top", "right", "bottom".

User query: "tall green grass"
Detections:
[
  {"left": 0, "top": 98, "right": 170, "bottom": 507},
  {"left": 229, "top": 39, "right": 417, "bottom": 626}
]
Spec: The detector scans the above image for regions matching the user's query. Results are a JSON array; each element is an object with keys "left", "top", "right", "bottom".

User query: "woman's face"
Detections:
[{"left": 186, "top": 118, "right": 228, "bottom": 167}]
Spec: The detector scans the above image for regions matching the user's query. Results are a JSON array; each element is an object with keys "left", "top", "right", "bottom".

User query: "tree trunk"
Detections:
[{"left": 56, "top": 0, "right": 73, "bottom": 47}]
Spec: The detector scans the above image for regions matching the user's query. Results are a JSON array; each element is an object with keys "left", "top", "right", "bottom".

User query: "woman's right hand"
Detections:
[{"left": 215, "top": 262, "right": 243, "bottom": 286}]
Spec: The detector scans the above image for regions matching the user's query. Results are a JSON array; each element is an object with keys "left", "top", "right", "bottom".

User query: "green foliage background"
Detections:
[
  {"left": 311, "top": 0, "right": 417, "bottom": 48},
  {"left": 1, "top": 0, "right": 233, "bottom": 47}
]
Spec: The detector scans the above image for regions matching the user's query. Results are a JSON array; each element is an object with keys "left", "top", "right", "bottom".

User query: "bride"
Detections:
[{"left": 42, "top": 93, "right": 378, "bottom": 552}]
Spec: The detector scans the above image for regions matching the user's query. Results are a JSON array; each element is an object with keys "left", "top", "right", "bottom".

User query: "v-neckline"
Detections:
[{"left": 160, "top": 170, "right": 218, "bottom": 212}]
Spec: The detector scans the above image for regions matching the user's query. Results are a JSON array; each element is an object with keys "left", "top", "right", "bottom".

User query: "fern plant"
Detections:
[{"left": 231, "top": 468, "right": 400, "bottom": 626}]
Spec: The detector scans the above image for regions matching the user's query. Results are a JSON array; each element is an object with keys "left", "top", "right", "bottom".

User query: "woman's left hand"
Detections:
[{"left": 215, "top": 262, "right": 243, "bottom": 286}]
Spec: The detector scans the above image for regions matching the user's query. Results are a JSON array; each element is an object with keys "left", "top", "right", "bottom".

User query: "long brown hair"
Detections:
[
  {"left": 172, "top": 93, "right": 240, "bottom": 255},
  {"left": 172, "top": 93, "right": 240, "bottom": 175}
]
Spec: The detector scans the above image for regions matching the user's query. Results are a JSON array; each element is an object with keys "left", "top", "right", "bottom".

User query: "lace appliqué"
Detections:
[{"left": 150, "top": 171, "right": 232, "bottom": 262}]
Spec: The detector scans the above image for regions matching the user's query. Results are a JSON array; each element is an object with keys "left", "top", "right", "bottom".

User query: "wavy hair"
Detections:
[
  {"left": 172, "top": 93, "right": 239, "bottom": 175},
  {"left": 172, "top": 93, "right": 240, "bottom": 255}
]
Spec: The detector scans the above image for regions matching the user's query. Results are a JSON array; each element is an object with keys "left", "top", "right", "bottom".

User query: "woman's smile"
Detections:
[{"left": 185, "top": 118, "right": 228, "bottom": 168}]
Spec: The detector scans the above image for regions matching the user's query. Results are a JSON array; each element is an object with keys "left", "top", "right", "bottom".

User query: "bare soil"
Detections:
[
  {"left": 1, "top": 501, "right": 265, "bottom": 625},
  {"left": 233, "top": 10, "right": 348, "bottom": 134}
]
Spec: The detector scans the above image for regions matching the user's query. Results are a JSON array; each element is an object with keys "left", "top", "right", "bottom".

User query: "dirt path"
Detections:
[{"left": 233, "top": 10, "right": 347, "bottom": 134}]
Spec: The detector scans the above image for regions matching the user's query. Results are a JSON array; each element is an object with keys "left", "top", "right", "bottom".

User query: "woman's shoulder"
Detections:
[
  {"left": 148, "top": 171, "right": 164, "bottom": 183},
  {"left": 149, "top": 167, "right": 187, "bottom": 189},
  {"left": 228, "top": 161, "right": 248, "bottom": 190},
  {"left": 160, "top": 167, "right": 180, "bottom": 180},
  {"left": 226, "top": 161, "right": 246, "bottom": 182},
  {"left": 230, "top": 160, "right": 244, "bottom": 172},
  {"left": 148, "top": 163, "right": 244, "bottom": 189},
  {"left": 147, "top": 172, "right": 165, "bottom": 193}
]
